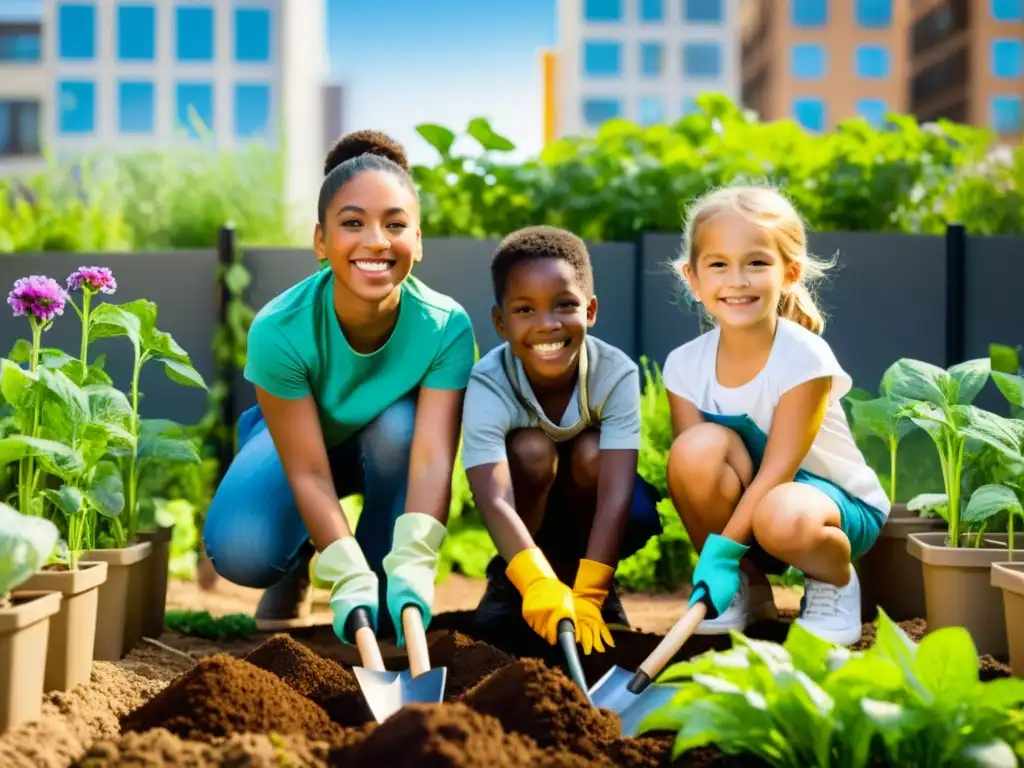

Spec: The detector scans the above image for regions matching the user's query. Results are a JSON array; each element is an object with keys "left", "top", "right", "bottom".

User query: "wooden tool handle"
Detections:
[
  {"left": 402, "top": 605, "right": 431, "bottom": 677},
  {"left": 346, "top": 607, "right": 385, "bottom": 672},
  {"left": 637, "top": 601, "right": 707, "bottom": 681}
]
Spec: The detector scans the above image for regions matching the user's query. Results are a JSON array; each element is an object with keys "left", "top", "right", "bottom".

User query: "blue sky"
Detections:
[{"left": 326, "top": 0, "right": 556, "bottom": 165}]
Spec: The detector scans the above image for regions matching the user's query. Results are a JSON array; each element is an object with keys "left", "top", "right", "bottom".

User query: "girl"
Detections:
[
  {"left": 661, "top": 185, "right": 889, "bottom": 647},
  {"left": 202, "top": 131, "right": 476, "bottom": 646}
]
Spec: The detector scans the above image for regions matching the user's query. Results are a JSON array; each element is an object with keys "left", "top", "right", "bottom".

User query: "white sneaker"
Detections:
[
  {"left": 693, "top": 571, "right": 778, "bottom": 635},
  {"left": 795, "top": 568, "right": 863, "bottom": 646}
]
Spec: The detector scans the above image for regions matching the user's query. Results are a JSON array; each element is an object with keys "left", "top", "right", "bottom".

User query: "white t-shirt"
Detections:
[{"left": 662, "top": 318, "right": 890, "bottom": 516}]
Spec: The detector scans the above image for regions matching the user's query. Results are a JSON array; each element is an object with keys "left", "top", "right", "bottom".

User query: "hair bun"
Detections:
[{"left": 324, "top": 129, "right": 410, "bottom": 175}]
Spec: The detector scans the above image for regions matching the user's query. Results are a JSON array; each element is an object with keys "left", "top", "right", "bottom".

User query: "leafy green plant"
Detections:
[
  {"left": 0, "top": 501, "right": 59, "bottom": 606},
  {"left": 849, "top": 391, "right": 916, "bottom": 504},
  {"left": 643, "top": 610, "right": 1024, "bottom": 767},
  {"left": 163, "top": 609, "right": 258, "bottom": 641}
]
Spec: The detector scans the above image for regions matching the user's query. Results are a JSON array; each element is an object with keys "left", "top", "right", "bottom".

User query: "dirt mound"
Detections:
[
  {"left": 120, "top": 655, "right": 344, "bottom": 744},
  {"left": 245, "top": 634, "right": 358, "bottom": 699},
  {"left": 460, "top": 658, "right": 621, "bottom": 761},
  {"left": 428, "top": 631, "right": 516, "bottom": 699}
]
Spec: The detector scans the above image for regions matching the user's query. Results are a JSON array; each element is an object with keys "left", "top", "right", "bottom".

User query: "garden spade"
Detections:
[
  {"left": 348, "top": 605, "right": 447, "bottom": 723},
  {"left": 557, "top": 618, "right": 593, "bottom": 705},
  {"left": 588, "top": 601, "right": 707, "bottom": 736}
]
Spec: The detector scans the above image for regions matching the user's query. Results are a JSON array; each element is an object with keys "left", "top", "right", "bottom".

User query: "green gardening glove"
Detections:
[
  {"left": 312, "top": 536, "right": 380, "bottom": 643},
  {"left": 381, "top": 513, "right": 447, "bottom": 647},
  {"left": 689, "top": 533, "right": 750, "bottom": 619}
]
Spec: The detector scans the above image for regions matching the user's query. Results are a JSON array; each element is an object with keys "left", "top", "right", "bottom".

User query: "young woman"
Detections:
[{"left": 202, "top": 131, "right": 476, "bottom": 645}]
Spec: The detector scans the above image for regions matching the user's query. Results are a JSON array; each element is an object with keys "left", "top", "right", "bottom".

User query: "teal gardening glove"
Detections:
[
  {"left": 382, "top": 512, "right": 447, "bottom": 647},
  {"left": 312, "top": 536, "right": 380, "bottom": 643},
  {"left": 689, "top": 533, "right": 750, "bottom": 619}
]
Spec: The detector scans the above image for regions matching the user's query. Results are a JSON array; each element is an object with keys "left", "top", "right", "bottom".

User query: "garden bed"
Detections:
[{"left": 0, "top": 605, "right": 1010, "bottom": 768}]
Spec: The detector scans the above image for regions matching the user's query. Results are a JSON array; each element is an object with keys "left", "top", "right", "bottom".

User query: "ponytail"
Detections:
[{"left": 779, "top": 283, "right": 825, "bottom": 334}]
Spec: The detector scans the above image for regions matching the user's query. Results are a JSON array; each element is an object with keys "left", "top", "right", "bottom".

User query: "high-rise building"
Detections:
[
  {"left": 910, "top": 0, "right": 1023, "bottom": 141},
  {"left": 740, "top": 0, "right": 911, "bottom": 133},
  {"left": 553, "top": 0, "right": 742, "bottom": 137}
]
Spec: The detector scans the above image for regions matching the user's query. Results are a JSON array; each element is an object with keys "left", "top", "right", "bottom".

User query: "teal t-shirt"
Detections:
[{"left": 244, "top": 269, "right": 476, "bottom": 448}]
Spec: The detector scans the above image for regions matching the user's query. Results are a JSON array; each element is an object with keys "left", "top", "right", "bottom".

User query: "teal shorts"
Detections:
[{"left": 700, "top": 411, "right": 886, "bottom": 562}]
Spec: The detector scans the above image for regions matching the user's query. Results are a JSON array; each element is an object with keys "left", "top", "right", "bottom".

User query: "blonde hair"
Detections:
[{"left": 677, "top": 184, "right": 834, "bottom": 334}]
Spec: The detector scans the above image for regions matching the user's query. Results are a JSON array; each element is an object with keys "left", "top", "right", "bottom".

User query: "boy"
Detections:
[{"left": 461, "top": 226, "right": 662, "bottom": 655}]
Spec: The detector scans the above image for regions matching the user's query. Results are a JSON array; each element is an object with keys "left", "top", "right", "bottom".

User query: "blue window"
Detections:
[
  {"left": 856, "top": 0, "right": 892, "bottom": 27},
  {"left": 235, "top": 8, "right": 271, "bottom": 63},
  {"left": 177, "top": 82, "right": 214, "bottom": 138},
  {"left": 791, "top": 43, "right": 826, "bottom": 78},
  {"left": 235, "top": 83, "right": 271, "bottom": 138},
  {"left": 792, "top": 0, "right": 827, "bottom": 27},
  {"left": 640, "top": 0, "right": 663, "bottom": 21},
  {"left": 0, "top": 29, "right": 42, "bottom": 61},
  {"left": 793, "top": 98, "right": 825, "bottom": 132},
  {"left": 684, "top": 0, "right": 723, "bottom": 23},
  {"left": 583, "top": 41, "right": 621, "bottom": 76},
  {"left": 118, "top": 5, "right": 156, "bottom": 61},
  {"left": 176, "top": 6, "right": 214, "bottom": 62},
  {"left": 640, "top": 42, "right": 663, "bottom": 77},
  {"left": 58, "top": 3, "right": 95, "bottom": 60},
  {"left": 857, "top": 98, "right": 887, "bottom": 128},
  {"left": 683, "top": 41, "right": 721, "bottom": 77},
  {"left": 639, "top": 96, "right": 664, "bottom": 125},
  {"left": 118, "top": 80, "right": 154, "bottom": 133},
  {"left": 856, "top": 45, "right": 890, "bottom": 78},
  {"left": 582, "top": 97, "right": 621, "bottom": 126},
  {"left": 992, "top": 39, "right": 1023, "bottom": 78},
  {"left": 57, "top": 80, "right": 95, "bottom": 134},
  {"left": 991, "top": 96, "right": 1022, "bottom": 133},
  {"left": 584, "top": 0, "right": 621, "bottom": 22},
  {"left": 0, "top": 101, "right": 41, "bottom": 156},
  {"left": 992, "top": 0, "right": 1022, "bottom": 21}
]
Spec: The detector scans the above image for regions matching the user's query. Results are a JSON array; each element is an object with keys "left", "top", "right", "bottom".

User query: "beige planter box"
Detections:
[
  {"left": 137, "top": 525, "right": 173, "bottom": 639},
  {"left": 81, "top": 541, "right": 152, "bottom": 660},
  {"left": 0, "top": 591, "right": 62, "bottom": 734},
  {"left": 908, "top": 532, "right": 1024, "bottom": 658},
  {"left": 991, "top": 562, "right": 1024, "bottom": 677},
  {"left": 857, "top": 503, "right": 946, "bottom": 622},
  {"left": 21, "top": 561, "right": 108, "bottom": 692}
]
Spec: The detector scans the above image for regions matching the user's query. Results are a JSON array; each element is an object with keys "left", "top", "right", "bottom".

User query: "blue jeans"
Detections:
[{"left": 202, "top": 396, "right": 416, "bottom": 595}]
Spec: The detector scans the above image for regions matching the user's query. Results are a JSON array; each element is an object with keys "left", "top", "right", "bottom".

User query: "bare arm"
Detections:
[
  {"left": 585, "top": 448, "right": 639, "bottom": 566},
  {"left": 721, "top": 377, "right": 832, "bottom": 543},
  {"left": 405, "top": 387, "right": 465, "bottom": 523},
  {"left": 465, "top": 462, "right": 536, "bottom": 561},
  {"left": 668, "top": 391, "right": 706, "bottom": 436},
  {"left": 254, "top": 386, "right": 351, "bottom": 551}
]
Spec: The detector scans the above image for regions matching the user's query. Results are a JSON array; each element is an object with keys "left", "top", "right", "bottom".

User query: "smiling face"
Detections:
[
  {"left": 493, "top": 257, "right": 597, "bottom": 384},
  {"left": 683, "top": 209, "right": 799, "bottom": 331},
  {"left": 314, "top": 169, "right": 421, "bottom": 305}
]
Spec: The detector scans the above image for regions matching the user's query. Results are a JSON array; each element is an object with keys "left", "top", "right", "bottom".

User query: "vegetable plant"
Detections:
[
  {"left": 0, "top": 502, "right": 59, "bottom": 608},
  {"left": 643, "top": 610, "right": 1024, "bottom": 767},
  {"left": 849, "top": 391, "right": 915, "bottom": 504},
  {"left": 882, "top": 358, "right": 1023, "bottom": 547}
]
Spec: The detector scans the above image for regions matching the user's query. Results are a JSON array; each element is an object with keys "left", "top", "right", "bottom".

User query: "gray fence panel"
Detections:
[
  {"left": 639, "top": 233, "right": 703, "bottom": 373},
  {"left": 0, "top": 251, "right": 218, "bottom": 425},
  {"left": 964, "top": 235, "right": 1024, "bottom": 414}
]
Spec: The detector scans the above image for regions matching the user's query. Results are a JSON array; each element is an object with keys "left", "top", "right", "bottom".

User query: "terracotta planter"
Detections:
[
  {"left": 857, "top": 504, "right": 947, "bottom": 622},
  {"left": 907, "top": 532, "right": 1024, "bottom": 658},
  {"left": 20, "top": 561, "right": 108, "bottom": 693},
  {"left": 81, "top": 541, "right": 153, "bottom": 660},
  {"left": 0, "top": 591, "right": 61, "bottom": 733},
  {"left": 991, "top": 562, "right": 1024, "bottom": 677},
  {"left": 137, "top": 525, "right": 173, "bottom": 638}
]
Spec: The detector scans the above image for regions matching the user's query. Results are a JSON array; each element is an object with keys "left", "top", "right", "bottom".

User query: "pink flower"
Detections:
[
  {"left": 7, "top": 275, "right": 68, "bottom": 323},
  {"left": 66, "top": 266, "right": 117, "bottom": 295}
]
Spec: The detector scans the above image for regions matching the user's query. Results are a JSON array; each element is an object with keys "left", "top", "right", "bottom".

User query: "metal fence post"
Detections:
[
  {"left": 216, "top": 223, "right": 237, "bottom": 484},
  {"left": 945, "top": 223, "right": 966, "bottom": 367}
]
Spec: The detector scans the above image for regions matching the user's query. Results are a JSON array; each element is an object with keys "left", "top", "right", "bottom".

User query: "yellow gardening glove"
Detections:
[
  {"left": 506, "top": 547, "right": 576, "bottom": 645},
  {"left": 572, "top": 559, "right": 616, "bottom": 655}
]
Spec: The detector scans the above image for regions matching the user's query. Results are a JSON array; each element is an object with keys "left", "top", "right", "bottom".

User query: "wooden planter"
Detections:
[
  {"left": 20, "top": 561, "right": 108, "bottom": 692},
  {"left": 137, "top": 525, "right": 173, "bottom": 638},
  {"left": 857, "top": 503, "right": 947, "bottom": 622},
  {"left": 81, "top": 541, "right": 153, "bottom": 660},
  {"left": 0, "top": 591, "right": 62, "bottom": 734},
  {"left": 908, "top": 532, "right": 1024, "bottom": 658},
  {"left": 991, "top": 562, "right": 1024, "bottom": 677}
]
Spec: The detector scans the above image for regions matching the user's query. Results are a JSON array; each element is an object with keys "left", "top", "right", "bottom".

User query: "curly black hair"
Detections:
[
  {"left": 324, "top": 129, "right": 410, "bottom": 175},
  {"left": 491, "top": 225, "right": 594, "bottom": 305}
]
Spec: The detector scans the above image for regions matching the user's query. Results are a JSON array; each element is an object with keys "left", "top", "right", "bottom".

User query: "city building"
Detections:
[
  {"left": 740, "top": 0, "right": 912, "bottom": 133},
  {"left": 0, "top": 0, "right": 329, "bottom": 223},
  {"left": 553, "top": 0, "right": 742, "bottom": 137},
  {"left": 910, "top": 0, "right": 1023, "bottom": 141}
]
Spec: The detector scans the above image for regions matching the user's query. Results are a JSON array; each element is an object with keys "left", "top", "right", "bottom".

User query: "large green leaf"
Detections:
[
  {"left": 962, "top": 484, "right": 1022, "bottom": 524},
  {"left": 84, "top": 384, "right": 136, "bottom": 447},
  {"left": 43, "top": 485, "right": 84, "bottom": 517},
  {"left": 415, "top": 123, "right": 456, "bottom": 157},
  {"left": 154, "top": 355, "right": 207, "bottom": 390},
  {"left": 0, "top": 435, "right": 84, "bottom": 477},
  {"left": 0, "top": 358, "right": 36, "bottom": 409},
  {"left": 466, "top": 117, "right": 516, "bottom": 152},
  {"left": 913, "top": 626, "right": 979, "bottom": 702},
  {"left": 850, "top": 396, "right": 914, "bottom": 444},
  {"left": 137, "top": 419, "right": 201, "bottom": 465},
  {"left": 88, "top": 302, "right": 142, "bottom": 352},
  {"left": 882, "top": 358, "right": 950, "bottom": 407},
  {"left": 38, "top": 366, "right": 89, "bottom": 426},
  {"left": 948, "top": 359, "right": 991, "bottom": 405},
  {"left": 958, "top": 406, "right": 1023, "bottom": 461},
  {"left": 0, "top": 502, "right": 59, "bottom": 595},
  {"left": 989, "top": 343, "right": 1021, "bottom": 375},
  {"left": 86, "top": 461, "right": 124, "bottom": 518},
  {"left": 992, "top": 371, "right": 1024, "bottom": 408}
]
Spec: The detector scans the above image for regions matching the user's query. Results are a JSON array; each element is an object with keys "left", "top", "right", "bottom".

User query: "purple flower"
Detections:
[
  {"left": 66, "top": 266, "right": 117, "bottom": 295},
  {"left": 7, "top": 275, "right": 68, "bottom": 322}
]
